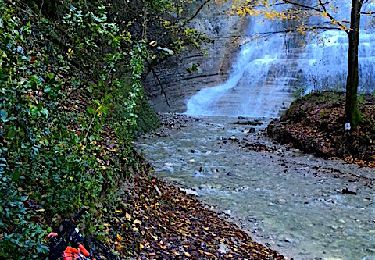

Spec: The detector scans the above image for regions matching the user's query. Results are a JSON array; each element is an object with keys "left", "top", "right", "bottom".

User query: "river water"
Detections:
[
  {"left": 138, "top": 1, "right": 375, "bottom": 259},
  {"left": 136, "top": 116, "right": 375, "bottom": 260}
]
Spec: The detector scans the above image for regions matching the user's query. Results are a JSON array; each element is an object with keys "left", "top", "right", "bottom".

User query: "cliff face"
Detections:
[{"left": 143, "top": 1, "right": 248, "bottom": 113}]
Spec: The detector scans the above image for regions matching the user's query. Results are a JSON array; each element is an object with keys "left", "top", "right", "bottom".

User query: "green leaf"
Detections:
[
  {"left": 46, "top": 73, "right": 55, "bottom": 81},
  {"left": 41, "top": 108, "right": 48, "bottom": 118},
  {"left": 0, "top": 109, "right": 8, "bottom": 122}
]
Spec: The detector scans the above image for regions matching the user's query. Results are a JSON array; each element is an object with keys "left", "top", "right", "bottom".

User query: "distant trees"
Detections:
[{"left": 234, "top": 0, "right": 375, "bottom": 127}]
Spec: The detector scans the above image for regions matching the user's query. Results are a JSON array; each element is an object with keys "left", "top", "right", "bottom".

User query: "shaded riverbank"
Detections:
[{"left": 268, "top": 92, "right": 375, "bottom": 168}]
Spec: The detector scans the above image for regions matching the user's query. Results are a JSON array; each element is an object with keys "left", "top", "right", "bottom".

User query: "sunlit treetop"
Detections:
[{"left": 231, "top": 0, "right": 375, "bottom": 33}]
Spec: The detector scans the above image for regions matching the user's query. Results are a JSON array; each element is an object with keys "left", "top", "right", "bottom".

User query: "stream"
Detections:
[
  {"left": 136, "top": 115, "right": 375, "bottom": 260},
  {"left": 137, "top": 1, "right": 375, "bottom": 259}
]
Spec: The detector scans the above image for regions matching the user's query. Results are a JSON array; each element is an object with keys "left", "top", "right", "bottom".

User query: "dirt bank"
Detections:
[{"left": 267, "top": 91, "right": 375, "bottom": 168}]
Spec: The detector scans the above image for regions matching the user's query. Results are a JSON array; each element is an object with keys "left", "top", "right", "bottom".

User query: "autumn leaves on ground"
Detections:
[
  {"left": 104, "top": 157, "right": 283, "bottom": 259},
  {"left": 2, "top": 0, "right": 374, "bottom": 259},
  {"left": 113, "top": 92, "right": 374, "bottom": 259},
  {"left": 1, "top": 0, "right": 284, "bottom": 258},
  {"left": 268, "top": 92, "right": 375, "bottom": 168}
]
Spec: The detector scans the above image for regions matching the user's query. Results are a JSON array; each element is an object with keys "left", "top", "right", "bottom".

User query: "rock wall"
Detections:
[{"left": 143, "top": 1, "right": 248, "bottom": 113}]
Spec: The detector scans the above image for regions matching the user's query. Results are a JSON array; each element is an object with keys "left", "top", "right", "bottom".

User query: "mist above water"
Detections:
[{"left": 185, "top": 1, "right": 375, "bottom": 118}]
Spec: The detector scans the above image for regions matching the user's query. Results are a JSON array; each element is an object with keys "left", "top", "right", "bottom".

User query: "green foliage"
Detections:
[
  {"left": 292, "top": 85, "right": 308, "bottom": 99},
  {"left": 0, "top": 1, "right": 144, "bottom": 258},
  {"left": 1, "top": 0, "right": 208, "bottom": 258}
]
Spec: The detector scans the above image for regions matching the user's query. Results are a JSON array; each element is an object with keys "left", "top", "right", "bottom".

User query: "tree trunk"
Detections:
[{"left": 345, "top": 0, "right": 362, "bottom": 128}]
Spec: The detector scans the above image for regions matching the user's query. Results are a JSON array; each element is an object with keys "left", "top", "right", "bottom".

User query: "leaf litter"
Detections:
[{"left": 104, "top": 156, "right": 284, "bottom": 259}]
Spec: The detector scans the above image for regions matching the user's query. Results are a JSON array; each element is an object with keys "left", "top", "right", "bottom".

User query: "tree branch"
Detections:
[
  {"left": 318, "top": 0, "right": 349, "bottom": 33},
  {"left": 361, "top": 11, "right": 375, "bottom": 15},
  {"left": 257, "top": 26, "right": 342, "bottom": 36},
  {"left": 281, "top": 0, "right": 321, "bottom": 12},
  {"left": 144, "top": 59, "right": 171, "bottom": 107},
  {"left": 181, "top": 0, "right": 213, "bottom": 27}
]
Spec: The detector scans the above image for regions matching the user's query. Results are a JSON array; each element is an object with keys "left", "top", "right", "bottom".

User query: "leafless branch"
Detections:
[{"left": 181, "top": 0, "right": 213, "bottom": 27}]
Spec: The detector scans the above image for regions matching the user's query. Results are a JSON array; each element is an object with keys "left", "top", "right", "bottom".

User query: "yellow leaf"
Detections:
[
  {"left": 125, "top": 212, "right": 131, "bottom": 221},
  {"left": 116, "top": 233, "right": 123, "bottom": 241},
  {"left": 133, "top": 219, "right": 142, "bottom": 225},
  {"left": 184, "top": 252, "right": 191, "bottom": 257}
]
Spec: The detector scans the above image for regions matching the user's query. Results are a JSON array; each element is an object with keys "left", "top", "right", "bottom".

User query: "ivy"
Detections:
[{"left": 1, "top": 0, "right": 208, "bottom": 258}]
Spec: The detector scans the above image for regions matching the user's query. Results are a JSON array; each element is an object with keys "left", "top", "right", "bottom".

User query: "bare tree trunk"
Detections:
[{"left": 345, "top": 0, "right": 362, "bottom": 127}]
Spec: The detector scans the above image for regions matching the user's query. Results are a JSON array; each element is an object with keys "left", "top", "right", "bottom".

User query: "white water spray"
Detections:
[{"left": 185, "top": 1, "right": 375, "bottom": 118}]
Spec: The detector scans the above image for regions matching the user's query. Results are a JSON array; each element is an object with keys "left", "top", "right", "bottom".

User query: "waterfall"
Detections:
[{"left": 185, "top": 1, "right": 375, "bottom": 118}]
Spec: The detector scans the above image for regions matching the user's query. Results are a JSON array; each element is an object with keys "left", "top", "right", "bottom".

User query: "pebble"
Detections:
[
  {"left": 218, "top": 243, "right": 229, "bottom": 254},
  {"left": 330, "top": 225, "right": 338, "bottom": 230}
]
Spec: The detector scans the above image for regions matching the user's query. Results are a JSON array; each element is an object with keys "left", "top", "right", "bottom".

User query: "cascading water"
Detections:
[
  {"left": 185, "top": 1, "right": 375, "bottom": 118},
  {"left": 185, "top": 18, "right": 294, "bottom": 118}
]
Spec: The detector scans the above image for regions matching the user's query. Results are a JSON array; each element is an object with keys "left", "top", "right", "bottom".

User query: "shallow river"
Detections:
[{"left": 136, "top": 115, "right": 375, "bottom": 260}]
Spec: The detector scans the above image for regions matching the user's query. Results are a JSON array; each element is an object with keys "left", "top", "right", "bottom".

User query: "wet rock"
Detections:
[
  {"left": 341, "top": 187, "right": 357, "bottom": 195},
  {"left": 233, "top": 120, "right": 263, "bottom": 126},
  {"left": 218, "top": 243, "right": 229, "bottom": 254},
  {"left": 277, "top": 198, "right": 287, "bottom": 205},
  {"left": 244, "top": 127, "right": 256, "bottom": 134},
  {"left": 229, "top": 136, "right": 239, "bottom": 141},
  {"left": 330, "top": 225, "right": 338, "bottom": 230},
  {"left": 278, "top": 236, "right": 292, "bottom": 243},
  {"left": 179, "top": 188, "right": 199, "bottom": 196}
]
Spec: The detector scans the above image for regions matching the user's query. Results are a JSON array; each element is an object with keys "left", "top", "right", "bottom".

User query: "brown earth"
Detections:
[{"left": 267, "top": 91, "right": 375, "bottom": 168}]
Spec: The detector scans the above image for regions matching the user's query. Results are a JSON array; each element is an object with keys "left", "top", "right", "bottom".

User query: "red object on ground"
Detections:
[
  {"left": 47, "top": 232, "right": 59, "bottom": 238},
  {"left": 78, "top": 243, "right": 90, "bottom": 257},
  {"left": 63, "top": 246, "right": 80, "bottom": 260}
]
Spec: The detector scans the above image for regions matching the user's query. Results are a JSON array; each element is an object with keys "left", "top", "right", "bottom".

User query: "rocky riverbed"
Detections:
[{"left": 136, "top": 114, "right": 375, "bottom": 260}]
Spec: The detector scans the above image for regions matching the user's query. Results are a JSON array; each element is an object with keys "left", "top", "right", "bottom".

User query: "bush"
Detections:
[{"left": 1, "top": 0, "right": 206, "bottom": 257}]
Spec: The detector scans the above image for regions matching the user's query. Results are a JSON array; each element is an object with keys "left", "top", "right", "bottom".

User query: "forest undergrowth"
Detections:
[{"left": 0, "top": 0, "right": 208, "bottom": 257}]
